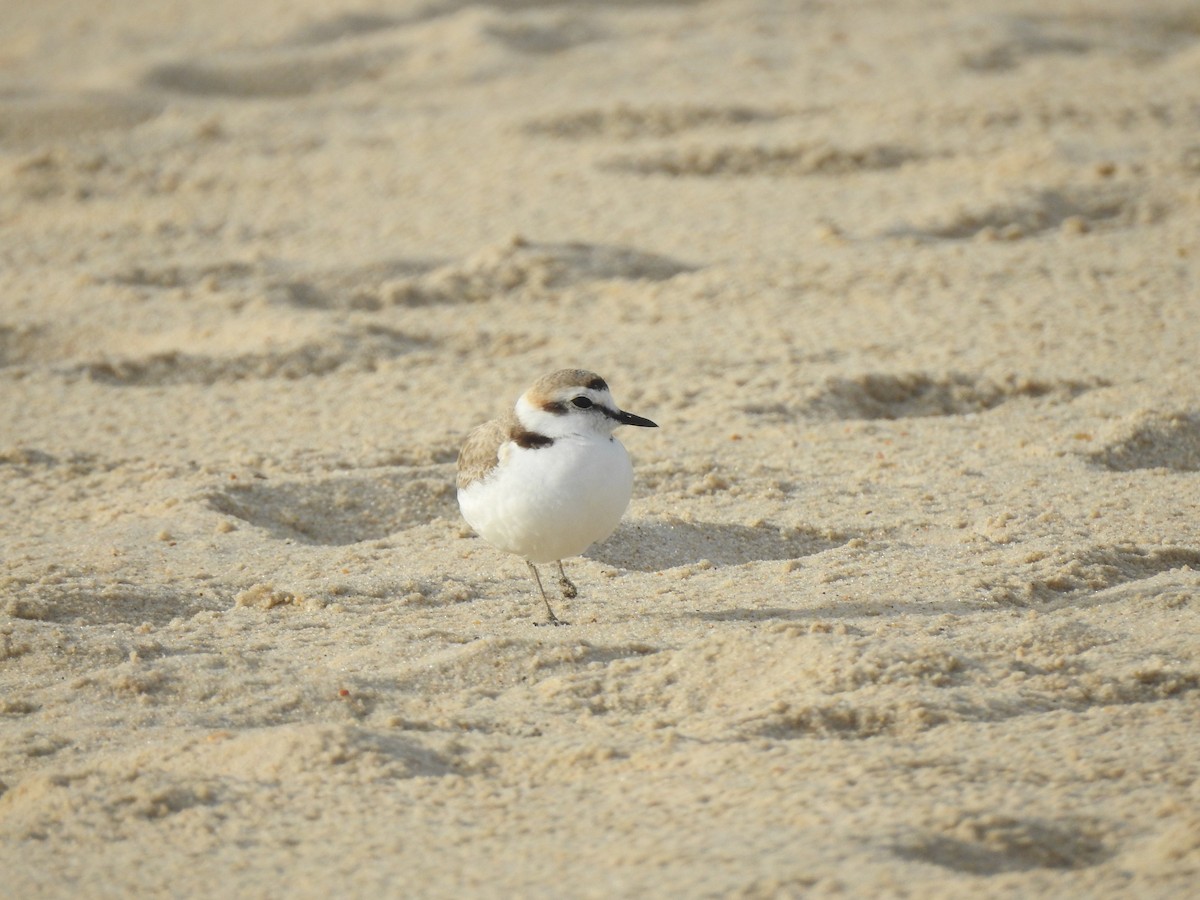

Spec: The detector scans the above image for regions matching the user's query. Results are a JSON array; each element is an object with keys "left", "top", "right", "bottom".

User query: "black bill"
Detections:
[{"left": 613, "top": 409, "right": 658, "bottom": 428}]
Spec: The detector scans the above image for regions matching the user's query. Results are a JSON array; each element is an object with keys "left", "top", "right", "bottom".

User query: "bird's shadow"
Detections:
[{"left": 587, "top": 519, "right": 852, "bottom": 572}]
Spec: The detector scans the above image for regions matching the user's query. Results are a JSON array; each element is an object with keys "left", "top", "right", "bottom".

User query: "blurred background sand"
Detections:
[{"left": 2, "top": 0, "right": 1199, "bottom": 895}]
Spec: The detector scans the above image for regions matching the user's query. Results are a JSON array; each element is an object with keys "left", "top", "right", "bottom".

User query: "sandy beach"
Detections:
[{"left": 2, "top": 0, "right": 1199, "bottom": 895}]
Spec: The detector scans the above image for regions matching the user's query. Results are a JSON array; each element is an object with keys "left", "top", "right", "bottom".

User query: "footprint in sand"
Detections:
[
  {"left": 886, "top": 185, "right": 1139, "bottom": 242},
  {"left": 0, "top": 92, "right": 164, "bottom": 148},
  {"left": 601, "top": 142, "right": 922, "bottom": 178},
  {"left": 206, "top": 467, "right": 458, "bottom": 545},
  {"left": 522, "top": 103, "right": 792, "bottom": 140},
  {"left": 743, "top": 372, "right": 1104, "bottom": 422}
]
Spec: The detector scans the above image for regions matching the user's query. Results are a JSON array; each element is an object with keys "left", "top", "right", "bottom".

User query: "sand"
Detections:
[{"left": 2, "top": 0, "right": 1200, "bottom": 895}]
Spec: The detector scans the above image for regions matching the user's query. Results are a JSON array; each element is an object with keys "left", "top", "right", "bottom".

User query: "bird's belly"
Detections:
[{"left": 458, "top": 437, "right": 634, "bottom": 563}]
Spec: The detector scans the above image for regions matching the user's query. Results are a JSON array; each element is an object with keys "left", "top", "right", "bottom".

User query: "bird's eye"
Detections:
[{"left": 572, "top": 396, "right": 593, "bottom": 409}]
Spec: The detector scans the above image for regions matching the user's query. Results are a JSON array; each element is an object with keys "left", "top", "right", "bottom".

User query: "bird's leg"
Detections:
[
  {"left": 527, "top": 561, "right": 567, "bottom": 625},
  {"left": 555, "top": 561, "right": 578, "bottom": 599}
]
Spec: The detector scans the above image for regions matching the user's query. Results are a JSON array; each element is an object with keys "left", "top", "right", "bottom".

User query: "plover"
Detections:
[{"left": 457, "top": 369, "right": 657, "bottom": 624}]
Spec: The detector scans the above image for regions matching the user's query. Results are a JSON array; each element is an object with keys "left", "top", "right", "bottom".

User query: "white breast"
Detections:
[{"left": 458, "top": 434, "right": 634, "bottom": 564}]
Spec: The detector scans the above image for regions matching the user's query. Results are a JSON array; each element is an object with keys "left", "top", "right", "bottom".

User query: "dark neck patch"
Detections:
[{"left": 513, "top": 429, "right": 554, "bottom": 449}]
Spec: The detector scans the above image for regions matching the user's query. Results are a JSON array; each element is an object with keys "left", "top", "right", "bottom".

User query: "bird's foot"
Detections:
[{"left": 555, "top": 561, "right": 578, "bottom": 599}]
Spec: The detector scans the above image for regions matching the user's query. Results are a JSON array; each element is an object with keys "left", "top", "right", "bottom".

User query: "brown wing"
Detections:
[{"left": 456, "top": 415, "right": 510, "bottom": 490}]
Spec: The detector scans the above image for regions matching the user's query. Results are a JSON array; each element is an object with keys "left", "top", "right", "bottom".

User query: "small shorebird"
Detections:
[{"left": 457, "top": 369, "right": 657, "bottom": 624}]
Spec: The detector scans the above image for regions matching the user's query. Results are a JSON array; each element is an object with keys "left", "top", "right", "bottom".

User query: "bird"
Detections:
[{"left": 456, "top": 369, "right": 657, "bottom": 624}]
